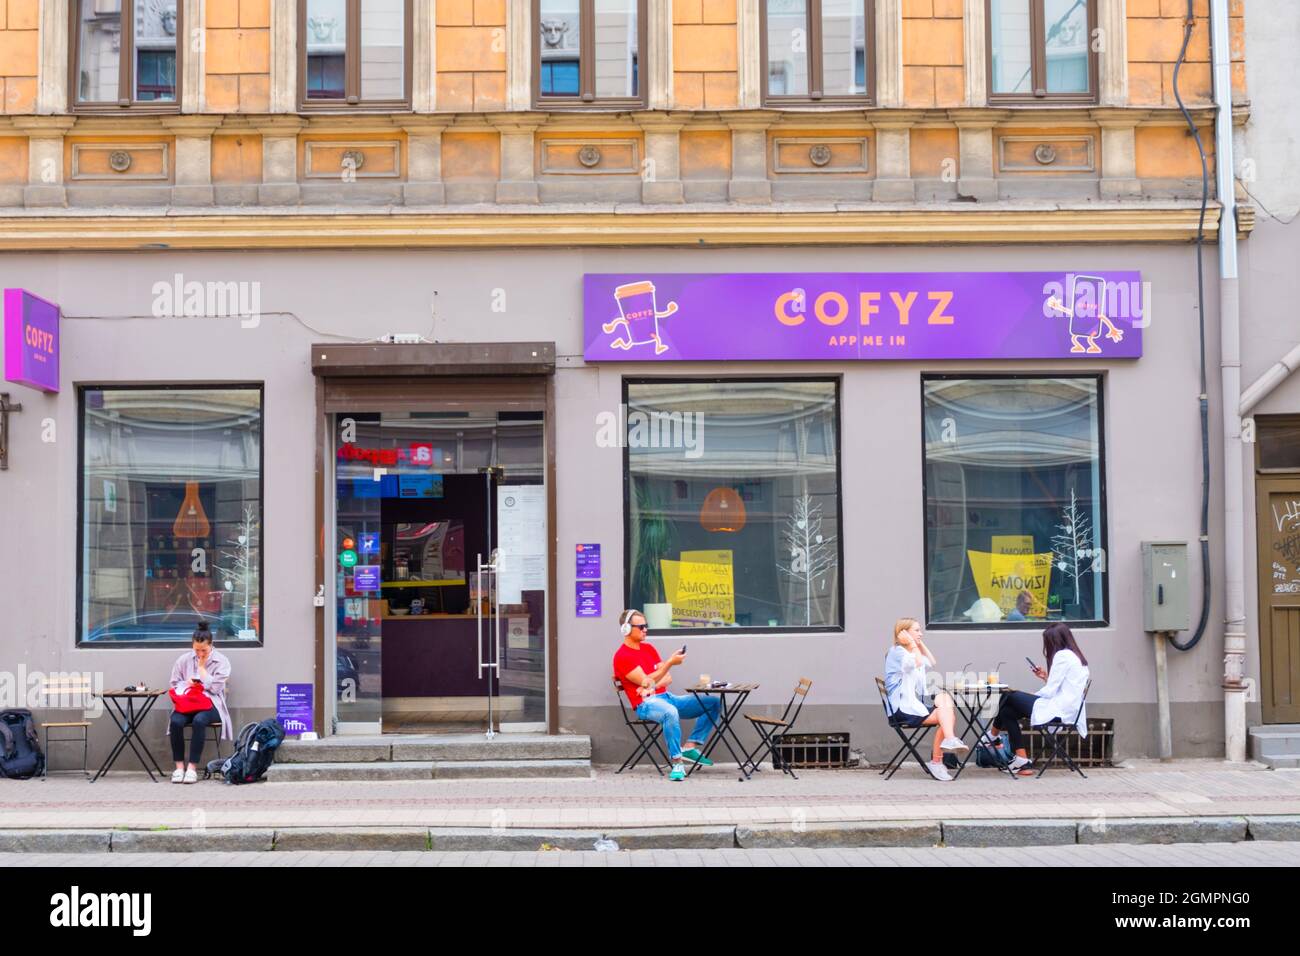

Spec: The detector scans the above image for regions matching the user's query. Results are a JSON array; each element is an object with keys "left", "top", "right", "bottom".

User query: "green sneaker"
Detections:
[
  {"left": 668, "top": 763, "right": 686, "bottom": 781},
  {"left": 681, "top": 748, "right": 714, "bottom": 767}
]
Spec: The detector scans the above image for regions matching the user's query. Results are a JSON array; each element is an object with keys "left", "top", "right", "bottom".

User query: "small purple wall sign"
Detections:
[
  {"left": 276, "top": 683, "right": 314, "bottom": 736},
  {"left": 576, "top": 543, "right": 601, "bottom": 580},
  {"left": 576, "top": 580, "right": 602, "bottom": 618},
  {"left": 583, "top": 272, "right": 1144, "bottom": 361},
  {"left": 3, "top": 289, "right": 60, "bottom": 392}
]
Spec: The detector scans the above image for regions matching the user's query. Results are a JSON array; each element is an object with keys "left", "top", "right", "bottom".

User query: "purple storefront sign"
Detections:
[
  {"left": 3, "top": 289, "right": 60, "bottom": 392},
  {"left": 576, "top": 580, "right": 602, "bottom": 618},
  {"left": 583, "top": 272, "right": 1144, "bottom": 361},
  {"left": 276, "top": 683, "right": 313, "bottom": 736}
]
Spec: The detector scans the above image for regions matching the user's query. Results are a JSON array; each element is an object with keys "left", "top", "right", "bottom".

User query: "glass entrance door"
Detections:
[{"left": 330, "top": 410, "right": 547, "bottom": 735}]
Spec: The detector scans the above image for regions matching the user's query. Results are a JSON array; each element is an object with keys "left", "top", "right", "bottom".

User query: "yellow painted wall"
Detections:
[
  {"left": 206, "top": 0, "right": 272, "bottom": 112},
  {"left": 0, "top": 0, "right": 39, "bottom": 114}
]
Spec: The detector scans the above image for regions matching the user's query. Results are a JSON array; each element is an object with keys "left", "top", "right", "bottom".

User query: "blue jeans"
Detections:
[{"left": 636, "top": 692, "right": 722, "bottom": 761}]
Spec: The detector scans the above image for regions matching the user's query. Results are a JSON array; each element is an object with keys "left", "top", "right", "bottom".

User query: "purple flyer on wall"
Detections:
[
  {"left": 576, "top": 580, "right": 602, "bottom": 617},
  {"left": 276, "top": 683, "right": 313, "bottom": 736},
  {"left": 576, "top": 543, "right": 601, "bottom": 579},
  {"left": 353, "top": 566, "right": 380, "bottom": 591}
]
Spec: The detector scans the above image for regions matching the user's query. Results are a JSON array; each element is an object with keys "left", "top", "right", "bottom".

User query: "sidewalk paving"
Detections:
[{"left": 3, "top": 759, "right": 1297, "bottom": 833}]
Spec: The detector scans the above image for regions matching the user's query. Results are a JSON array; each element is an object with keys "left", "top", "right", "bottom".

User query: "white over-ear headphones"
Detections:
[{"left": 620, "top": 609, "right": 641, "bottom": 637}]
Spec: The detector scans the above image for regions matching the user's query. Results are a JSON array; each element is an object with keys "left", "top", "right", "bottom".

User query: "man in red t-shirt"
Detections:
[{"left": 612, "top": 608, "right": 721, "bottom": 781}]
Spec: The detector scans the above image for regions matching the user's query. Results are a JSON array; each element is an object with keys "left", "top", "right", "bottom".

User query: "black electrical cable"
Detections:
[{"left": 1170, "top": 0, "right": 1211, "bottom": 653}]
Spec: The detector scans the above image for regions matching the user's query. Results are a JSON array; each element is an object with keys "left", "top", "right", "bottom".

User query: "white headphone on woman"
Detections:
[{"left": 620, "top": 609, "right": 642, "bottom": 637}]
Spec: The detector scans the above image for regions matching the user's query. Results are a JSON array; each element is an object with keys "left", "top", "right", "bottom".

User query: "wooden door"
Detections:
[{"left": 1256, "top": 478, "right": 1300, "bottom": 723}]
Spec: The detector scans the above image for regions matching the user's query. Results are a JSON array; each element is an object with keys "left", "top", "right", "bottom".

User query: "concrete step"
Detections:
[
  {"left": 1260, "top": 755, "right": 1300, "bottom": 770},
  {"left": 267, "top": 758, "right": 592, "bottom": 782},
  {"left": 277, "top": 733, "right": 591, "bottom": 765},
  {"left": 1248, "top": 726, "right": 1300, "bottom": 760}
]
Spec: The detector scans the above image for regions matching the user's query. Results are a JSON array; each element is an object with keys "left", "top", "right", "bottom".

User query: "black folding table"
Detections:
[
  {"left": 90, "top": 690, "right": 167, "bottom": 783},
  {"left": 685, "top": 682, "right": 759, "bottom": 781}
]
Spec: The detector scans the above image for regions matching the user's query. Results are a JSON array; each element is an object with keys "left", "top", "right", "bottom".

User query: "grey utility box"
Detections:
[{"left": 1141, "top": 541, "right": 1190, "bottom": 632}]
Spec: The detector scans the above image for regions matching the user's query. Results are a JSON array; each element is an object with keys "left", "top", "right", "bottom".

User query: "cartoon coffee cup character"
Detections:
[{"left": 602, "top": 280, "right": 679, "bottom": 355}]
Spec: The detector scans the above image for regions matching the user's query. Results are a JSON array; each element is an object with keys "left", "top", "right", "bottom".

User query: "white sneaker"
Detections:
[
  {"left": 940, "top": 737, "right": 970, "bottom": 754},
  {"left": 183, "top": 768, "right": 198, "bottom": 784},
  {"left": 171, "top": 769, "right": 184, "bottom": 784},
  {"left": 927, "top": 760, "right": 954, "bottom": 781},
  {"left": 1009, "top": 755, "right": 1033, "bottom": 773}
]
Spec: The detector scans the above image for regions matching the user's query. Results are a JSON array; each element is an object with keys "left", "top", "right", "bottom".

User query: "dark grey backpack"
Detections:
[{"left": 0, "top": 709, "right": 45, "bottom": 779}]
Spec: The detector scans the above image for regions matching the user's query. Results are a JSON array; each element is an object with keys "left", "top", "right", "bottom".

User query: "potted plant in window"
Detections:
[{"left": 631, "top": 479, "right": 676, "bottom": 630}]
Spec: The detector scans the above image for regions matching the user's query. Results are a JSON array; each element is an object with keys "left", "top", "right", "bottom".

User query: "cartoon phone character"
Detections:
[
  {"left": 1047, "top": 274, "right": 1125, "bottom": 354},
  {"left": 602, "top": 280, "right": 678, "bottom": 355}
]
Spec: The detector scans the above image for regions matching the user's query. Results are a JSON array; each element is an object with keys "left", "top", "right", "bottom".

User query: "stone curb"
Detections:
[
  {"left": 1077, "top": 816, "right": 1248, "bottom": 845},
  {"left": 427, "top": 827, "right": 735, "bottom": 851},
  {"left": 5, "top": 816, "right": 1300, "bottom": 853},
  {"left": 1246, "top": 815, "right": 1300, "bottom": 841},
  {"left": 941, "top": 819, "right": 1077, "bottom": 847},
  {"left": 273, "top": 828, "right": 430, "bottom": 852},
  {"left": 736, "top": 821, "right": 941, "bottom": 849},
  {"left": 111, "top": 829, "right": 275, "bottom": 852},
  {"left": 0, "top": 830, "right": 111, "bottom": 853}
]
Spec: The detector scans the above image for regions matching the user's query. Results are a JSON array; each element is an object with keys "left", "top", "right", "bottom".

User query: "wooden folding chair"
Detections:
[
  {"left": 742, "top": 678, "right": 811, "bottom": 778},
  {"left": 39, "top": 674, "right": 93, "bottom": 780},
  {"left": 612, "top": 676, "right": 670, "bottom": 775},
  {"left": 875, "top": 677, "right": 938, "bottom": 780},
  {"left": 1032, "top": 679, "right": 1092, "bottom": 778}
]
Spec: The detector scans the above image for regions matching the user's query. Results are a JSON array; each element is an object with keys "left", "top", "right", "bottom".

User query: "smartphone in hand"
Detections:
[{"left": 1025, "top": 656, "right": 1036, "bottom": 670}]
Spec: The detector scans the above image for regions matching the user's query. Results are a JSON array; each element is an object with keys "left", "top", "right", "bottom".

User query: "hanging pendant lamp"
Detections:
[
  {"left": 173, "top": 480, "right": 211, "bottom": 539},
  {"left": 700, "top": 486, "right": 746, "bottom": 533}
]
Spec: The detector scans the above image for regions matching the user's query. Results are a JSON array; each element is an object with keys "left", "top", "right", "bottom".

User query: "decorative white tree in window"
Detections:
[
  {"left": 1051, "top": 488, "right": 1096, "bottom": 608},
  {"left": 216, "top": 505, "right": 260, "bottom": 633},
  {"left": 776, "top": 490, "right": 838, "bottom": 626}
]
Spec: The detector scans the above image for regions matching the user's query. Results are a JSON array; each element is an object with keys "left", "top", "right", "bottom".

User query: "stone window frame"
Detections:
[
  {"left": 531, "top": 0, "right": 649, "bottom": 110},
  {"left": 759, "top": 0, "right": 877, "bottom": 107},
  {"left": 297, "top": 0, "right": 414, "bottom": 112},
  {"left": 69, "top": 0, "right": 185, "bottom": 114},
  {"left": 985, "top": 0, "right": 1100, "bottom": 105}
]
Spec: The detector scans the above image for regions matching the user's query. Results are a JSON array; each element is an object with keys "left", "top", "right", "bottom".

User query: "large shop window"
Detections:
[
  {"left": 78, "top": 387, "right": 264, "bottom": 645},
  {"left": 923, "top": 376, "right": 1107, "bottom": 628},
  {"left": 625, "top": 380, "right": 842, "bottom": 632}
]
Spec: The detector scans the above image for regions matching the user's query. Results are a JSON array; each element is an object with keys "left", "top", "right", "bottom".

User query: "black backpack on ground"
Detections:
[
  {"left": 0, "top": 709, "right": 45, "bottom": 779},
  {"left": 216, "top": 718, "right": 285, "bottom": 784}
]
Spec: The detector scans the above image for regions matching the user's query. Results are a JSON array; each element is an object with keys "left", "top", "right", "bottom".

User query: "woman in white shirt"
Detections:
[
  {"left": 883, "top": 618, "right": 968, "bottom": 781},
  {"left": 989, "top": 623, "right": 1091, "bottom": 775}
]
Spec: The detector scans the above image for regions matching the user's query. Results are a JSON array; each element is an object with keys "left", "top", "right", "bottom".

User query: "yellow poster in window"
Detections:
[
  {"left": 966, "top": 549, "right": 1054, "bottom": 617},
  {"left": 659, "top": 550, "right": 735, "bottom": 626},
  {"left": 991, "top": 535, "right": 1035, "bottom": 556}
]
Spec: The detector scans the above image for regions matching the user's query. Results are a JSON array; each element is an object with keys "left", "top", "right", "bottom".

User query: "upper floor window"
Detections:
[
  {"left": 534, "top": 0, "right": 646, "bottom": 108},
  {"left": 73, "top": 0, "right": 181, "bottom": 110},
  {"left": 763, "top": 0, "right": 874, "bottom": 104},
  {"left": 300, "top": 0, "right": 412, "bottom": 109},
  {"left": 987, "top": 0, "right": 1096, "bottom": 102}
]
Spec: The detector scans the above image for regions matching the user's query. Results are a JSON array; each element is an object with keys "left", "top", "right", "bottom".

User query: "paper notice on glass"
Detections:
[{"left": 497, "top": 484, "right": 547, "bottom": 605}]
